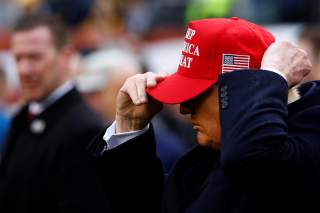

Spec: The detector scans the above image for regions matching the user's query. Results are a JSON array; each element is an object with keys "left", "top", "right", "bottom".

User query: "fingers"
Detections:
[
  {"left": 146, "top": 72, "right": 157, "bottom": 87},
  {"left": 120, "top": 72, "right": 168, "bottom": 105},
  {"left": 261, "top": 41, "right": 312, "bottom": 87},
  {"left": 300, "top": 49, "right": 312, "bottom": 75},
  {"left": 146, "top": 71, "right": 168, "bottom": 87},
  {"left": 135, "top": 75, "right": 147, "bottom": 104},
  {"left": 120, "top": 74, "right": 145, "bottom": 105},
  {"left": 288, "top": 45, "right": 312, "bottom": 86}
]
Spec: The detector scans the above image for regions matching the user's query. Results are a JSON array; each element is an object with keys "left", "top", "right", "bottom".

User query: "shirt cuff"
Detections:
[
  {"left": 261, "top": 67, "right": 287, "bottom": 82},
  {"left": 102, "top": 121, "right": 150, "bottom": 153}
]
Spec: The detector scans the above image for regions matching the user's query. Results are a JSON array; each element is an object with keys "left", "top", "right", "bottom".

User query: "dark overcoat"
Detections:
[{"left": 92, "top": 70, "right": 320, "bottom": 213}]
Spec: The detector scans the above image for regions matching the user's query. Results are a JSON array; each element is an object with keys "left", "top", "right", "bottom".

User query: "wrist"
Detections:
[{"left": 115, "top": 114, "right": 148, "bottom": 133}]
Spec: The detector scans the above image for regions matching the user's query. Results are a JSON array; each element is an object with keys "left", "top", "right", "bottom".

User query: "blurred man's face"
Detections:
[
  {"left": 12, "top": 26, "right": 65, "bottom": 101},
  {"left": 180, "top": 86, "right": 221, "bottom": 149}
]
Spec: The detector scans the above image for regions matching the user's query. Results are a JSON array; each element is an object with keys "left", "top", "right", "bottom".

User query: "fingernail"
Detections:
[
  {"left": 147, "top": 81, "right": 156, "bottom": 87},
  {"left": 133, "top": 99, "right": 140, "bottom": 105},
  {"left": 140, "top": 95, "right": 147, "bottom": 103}
]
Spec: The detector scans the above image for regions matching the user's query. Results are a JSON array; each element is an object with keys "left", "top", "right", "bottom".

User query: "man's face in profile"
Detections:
[{"left": 180, "top": 86, "right": 221, "bottom": 149}]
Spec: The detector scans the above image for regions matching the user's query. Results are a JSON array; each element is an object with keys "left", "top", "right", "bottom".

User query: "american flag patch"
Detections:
[{"left": 222, "top": 54, "right": 250, "bottom": 73}]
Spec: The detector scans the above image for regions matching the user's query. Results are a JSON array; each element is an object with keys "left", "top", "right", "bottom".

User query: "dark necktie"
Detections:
[{"left": 27, "top": 111, "right": 37, "bottom": 121}]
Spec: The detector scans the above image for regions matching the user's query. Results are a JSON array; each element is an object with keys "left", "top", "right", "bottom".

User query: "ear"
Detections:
[
  {"left": 59, "top": 45, "right": 76, "bottom": 71},
  {"left": 61, "top": 45, "right": 75, "bottom": 62}
]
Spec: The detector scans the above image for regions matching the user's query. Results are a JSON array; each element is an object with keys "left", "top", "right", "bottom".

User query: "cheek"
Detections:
[
  {"left": 203, "top": 119, "right": 220, "bottom": 140},
  {"left": 197, "top": 118, "right": 220, "bottom": 148},
  {"left": 41, "top": 51, "right": 60, "bottom": 69},
  {"left": 42, "top": 58, "right": 61, "bottom": 80},
  {"left": 210, "top": 121, "right": 221, "bottom": 144}
]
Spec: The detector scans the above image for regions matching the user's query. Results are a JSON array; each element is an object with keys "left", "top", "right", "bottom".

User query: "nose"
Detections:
[{"left": 180, "top": 103, "right": 192, "bottom": 115}]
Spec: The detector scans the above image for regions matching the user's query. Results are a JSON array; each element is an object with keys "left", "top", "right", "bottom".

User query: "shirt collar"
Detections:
[{"left": 28, "top": 81, "right": 74, "bottom": 115}]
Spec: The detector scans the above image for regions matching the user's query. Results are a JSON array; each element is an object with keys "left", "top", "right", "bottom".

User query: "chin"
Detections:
[
  {"left": 197, "top": 133, "right": 211, "bottom": 146},
  {"left": 24, "top": 93, "right": 42, "bottom": 102},
  {"left": 197, "top": 133, "right": 220, "bottom": 149}
]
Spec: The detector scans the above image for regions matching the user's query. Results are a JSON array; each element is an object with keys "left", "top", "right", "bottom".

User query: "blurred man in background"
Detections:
[
  {"left": 77, "top": 47, "right": 142, "bottom": 123},
  {"left": 0, "top": 14, "right": 111, "bottom": 212}
]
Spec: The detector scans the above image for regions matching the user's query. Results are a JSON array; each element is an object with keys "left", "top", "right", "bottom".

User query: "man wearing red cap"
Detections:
[{"left": 90, "top": 18, "right": 319, "bottom": 213}]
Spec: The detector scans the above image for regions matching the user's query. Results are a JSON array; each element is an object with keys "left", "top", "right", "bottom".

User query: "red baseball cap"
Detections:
[{"left": 147, "top": 17, "right": 275, "bottom": 104}]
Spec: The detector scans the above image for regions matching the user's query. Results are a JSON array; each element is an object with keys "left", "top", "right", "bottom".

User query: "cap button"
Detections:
[{"left": 231, "top": 17, "right": 239, "bottom": 20}]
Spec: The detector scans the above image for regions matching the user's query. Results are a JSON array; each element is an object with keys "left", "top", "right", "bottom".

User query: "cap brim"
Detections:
[{"left": 146, "top": 72, "right": 216, "bottom": 104}]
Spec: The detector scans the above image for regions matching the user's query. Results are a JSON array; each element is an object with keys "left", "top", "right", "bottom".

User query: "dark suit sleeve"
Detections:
[
  {"left": 89, "top": 125, "right": 164, "bottom": 213},
  {"left": 218, "top": 70, "right": 319, "bottom": 176}
]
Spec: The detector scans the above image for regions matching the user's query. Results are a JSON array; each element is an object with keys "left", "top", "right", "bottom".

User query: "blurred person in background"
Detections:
[
  {"left": 185, "top": 0, "right": 234, "bottom": 23},
  {"left": 298, "top": 25, "right": 320, "bottom": 83},
  {"left": 89, "top": 18, "right": 319, "bottom": 213},
  {"left": 0, "top": 0, "right": 22, "bottom": 30},
  {"left": 0, "top": 68, "right": 10, "bottom": 155},
  {"left": 77, "top": 47, "right": 188, "bottom": 173},
  {"left": 0, "top": 52, "right": 24, "bottom": 117},
  {"left": 77, "top": 47, "right": 141, "bottom": 123},
  {"left": 0, "top": 14, "right": 111, "bottom": 213},
  {"left": 42, "top": 0, "right": 94, "bottom": 27}
]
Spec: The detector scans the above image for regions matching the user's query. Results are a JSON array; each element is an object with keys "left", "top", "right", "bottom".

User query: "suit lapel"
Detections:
[{"left": 33, "top": 88, "right": 82, "bottom": 134}]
